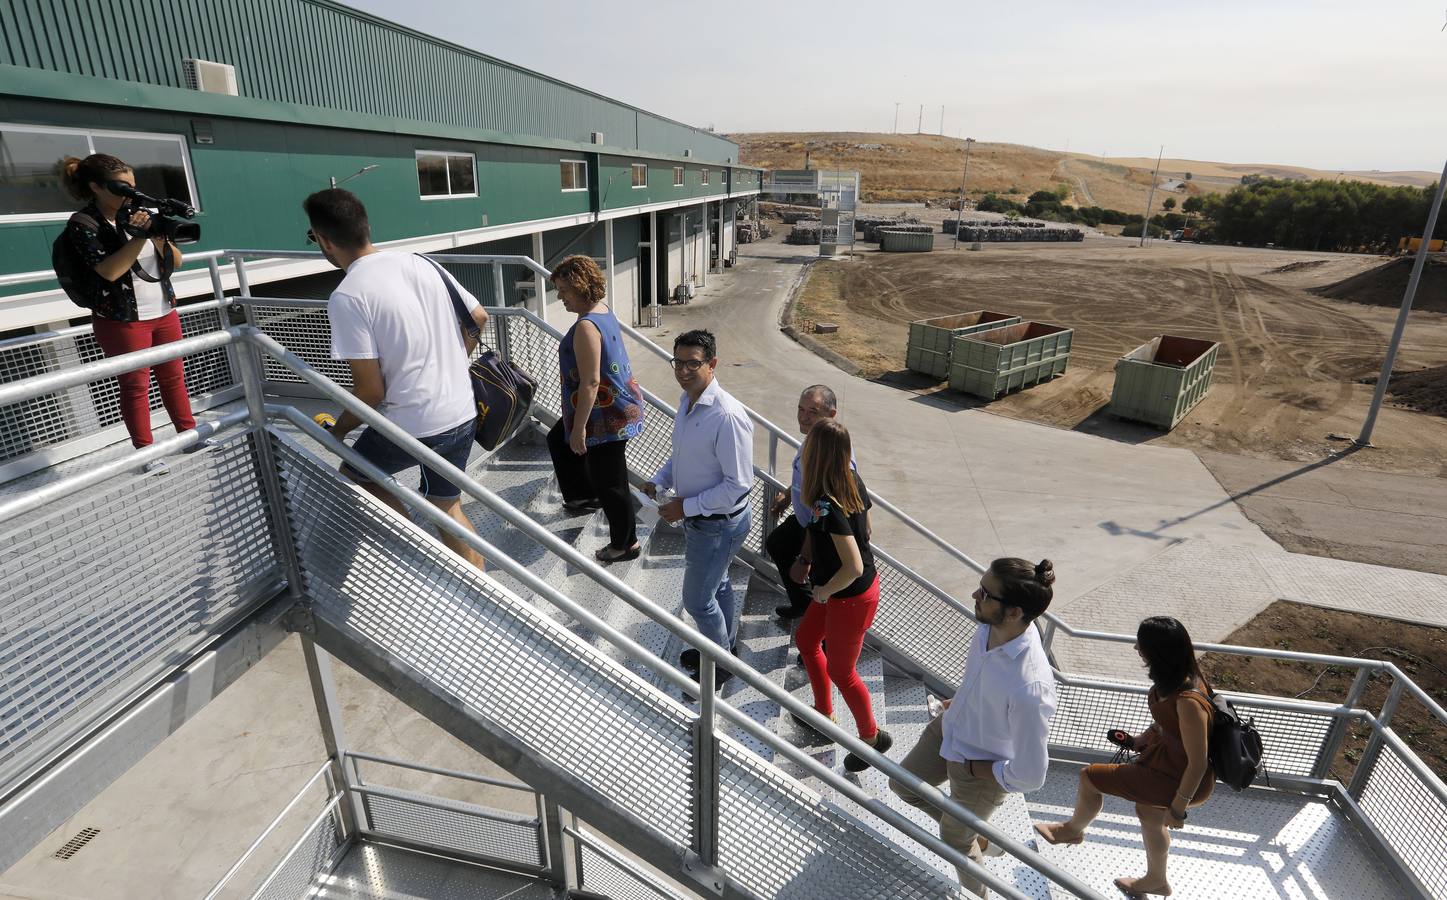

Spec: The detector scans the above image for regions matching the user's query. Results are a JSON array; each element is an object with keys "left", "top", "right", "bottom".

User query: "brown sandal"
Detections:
[{"left": 1033, "top": 822, "right": 1085, "bottom": 846}]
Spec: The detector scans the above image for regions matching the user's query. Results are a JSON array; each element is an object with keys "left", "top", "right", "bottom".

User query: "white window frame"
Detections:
[
  {"left": 701, "top": 168, "right": 710, "bottom": 186},
  {"left": 560, "top": 158, "right": 588, "bottom": 193},
  {"left": 673, "top": 166, "right": 685, "bottom": 187},
  {"left": 415, "top": 149, "right": 478, "bottom": 200},
  {"left": 0, "top": 122, "right": 202, "bottom": 224},
  {"left": 631, "top": 163, "right": 648, "bottom": 189}
]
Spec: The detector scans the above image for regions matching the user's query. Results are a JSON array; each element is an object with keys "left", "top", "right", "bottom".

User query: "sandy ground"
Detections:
[{"left": 788, "top": 229, "right": 1447, "bottom": 478}]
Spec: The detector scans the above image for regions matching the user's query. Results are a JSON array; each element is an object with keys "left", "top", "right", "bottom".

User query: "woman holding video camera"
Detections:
[{"left": 61, "top": 153, "right": 203, "bottom": 472}]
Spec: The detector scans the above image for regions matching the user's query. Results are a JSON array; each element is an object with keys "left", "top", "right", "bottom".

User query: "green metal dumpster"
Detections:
[
  {"left": 906, "top": 310, "right": 1022, "bottom": 380},
  {"left": 1109, "top": 335, "right": 1219, "bottom": 430},
  {"left": 879, "top": 228, "right": 935, "bottom": 252},
  {"left": 948, "top": 321, "right": 1073, "bottom": 399}
]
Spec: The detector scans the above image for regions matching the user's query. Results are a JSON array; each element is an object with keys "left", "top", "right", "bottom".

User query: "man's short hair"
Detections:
[
  {"left": 303, "top": 188, "right": 370, "bottom": 249},
  {"left": 674, "top": 329, "right": 717, "bottom": 360},
  {"left": 802, "top": 384, "right": 837, "bottom": 412}
]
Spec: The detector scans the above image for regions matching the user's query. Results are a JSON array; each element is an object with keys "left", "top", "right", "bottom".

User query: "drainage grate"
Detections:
[{"left": 52, "top": 827, "right": 100, "bottom": 860}]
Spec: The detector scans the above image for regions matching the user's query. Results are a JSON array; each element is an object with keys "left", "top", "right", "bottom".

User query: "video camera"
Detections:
[{"left": 106, "top": 180, "right": 201, "bottom": 244}]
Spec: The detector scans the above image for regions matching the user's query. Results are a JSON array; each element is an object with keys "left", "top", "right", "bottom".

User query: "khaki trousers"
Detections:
[{"left": 888, "top": 715, "right": 1009, "bottom": 897}]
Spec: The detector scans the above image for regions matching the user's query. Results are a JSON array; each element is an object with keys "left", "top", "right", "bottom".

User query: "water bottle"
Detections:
[{"left": 655, "top": 489, "right": 682, "bottom": 528}]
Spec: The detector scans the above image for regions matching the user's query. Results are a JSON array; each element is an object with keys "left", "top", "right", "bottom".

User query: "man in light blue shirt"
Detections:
[
  {"left": 643, "top": 329, "right": 754, "bottom": 687},
  {"left": 766, "top": 385, "right": 840, "bottom": 620}
]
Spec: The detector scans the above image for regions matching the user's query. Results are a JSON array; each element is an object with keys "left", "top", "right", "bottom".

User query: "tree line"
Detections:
[{"left": 1197, "top": 178, "right": 1444, "bottom": 252}]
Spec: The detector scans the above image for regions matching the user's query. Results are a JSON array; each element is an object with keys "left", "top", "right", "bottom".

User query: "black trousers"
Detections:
[
  {"left": 547, "top": 421, "right": 637, "bottom": 551},
  {"left": 765, "top": 513, "right": 812, "bottom": 612}
]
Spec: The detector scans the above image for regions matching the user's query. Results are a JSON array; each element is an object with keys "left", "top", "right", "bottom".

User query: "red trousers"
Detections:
[
  {"left": 91, "top": 311, "right": 196, "bottom": 448},
  {"left": 795, "top": 575, "right": 881, "bottom": 740}
]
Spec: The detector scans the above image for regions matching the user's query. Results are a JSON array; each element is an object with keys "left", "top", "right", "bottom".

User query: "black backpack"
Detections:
[
  {"left": 52, "top": 211, "right": 101, "bottom": 309},
  {"left": 1191, "top": 688, "right": 1266, "bottom": 791},
  {"left": 51, "top": 210, "right": 174, "bottom": 310}
]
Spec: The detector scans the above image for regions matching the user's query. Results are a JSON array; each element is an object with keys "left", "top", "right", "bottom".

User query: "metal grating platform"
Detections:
[{"left": 314, "top": 842, "right": 557, "bottom": 900}]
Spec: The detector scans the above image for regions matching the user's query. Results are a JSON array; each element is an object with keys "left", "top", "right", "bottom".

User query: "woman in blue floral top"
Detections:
[{"left": 547, "top": 255, "right": 645, "bottom": 562}]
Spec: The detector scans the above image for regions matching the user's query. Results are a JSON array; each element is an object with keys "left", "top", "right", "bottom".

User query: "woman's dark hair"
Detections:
[
  {"left": 674, "top": 329, "right": 717, "bottom": 360},
  {"left": 61, "top": 154, "right": 131, "bottom": 202},
  {"left": 302, "top": 188, "right": 371, "bottom": 249},
  {"left": 552, "top": 255, "right": 607, "bottom": 303},
  {"left": 989, "top": 558, "right": 1055, "bottom": 621},
  {"left": 1137, "top": 616, "right": 1204, "bottom": 694}
]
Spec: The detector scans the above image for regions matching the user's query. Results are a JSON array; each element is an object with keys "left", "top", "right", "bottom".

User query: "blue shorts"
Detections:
[{"left": 346, "top": 418, "right": 476, "bottom": 499}]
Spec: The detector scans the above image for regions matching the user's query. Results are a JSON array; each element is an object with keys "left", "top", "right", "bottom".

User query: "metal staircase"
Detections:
[{"left": 0, "top": 250, "right": 1438, "bottom": 900}]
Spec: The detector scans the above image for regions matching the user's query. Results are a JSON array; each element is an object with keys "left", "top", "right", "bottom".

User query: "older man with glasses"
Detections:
[{"left": 643, "top": 329, "right": 755, "bottom": 689}]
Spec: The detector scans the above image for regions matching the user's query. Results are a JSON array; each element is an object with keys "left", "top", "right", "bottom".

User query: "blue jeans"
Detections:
[
  {"left": 681, "top": 504, "right": 752, "bottom": 650},
  {"left": 348, "top": 417, "right": 477, "bottom": 499}
]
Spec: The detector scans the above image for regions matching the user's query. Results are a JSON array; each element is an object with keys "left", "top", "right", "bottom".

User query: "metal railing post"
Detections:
[
  {"left": 1314, "top": 667, "right": 1372, "bottom": 779},
  {"left": 541, "top": 797, "right": 580, "bottom": 891},
  {"left": 1348, "top": 678, "right": 1406, "bottom": 798},
  {"left": 300, "top": 638, "right": 362, "bottom": 837},
  {"left": 491, "top": 261, "right": 507, "bottom": 311},
  {"left": 686, "top": 658, "right": 724, "bottom": 894},
  {"left": 234, "top": 327, "right": 308, "bottom": 606}
]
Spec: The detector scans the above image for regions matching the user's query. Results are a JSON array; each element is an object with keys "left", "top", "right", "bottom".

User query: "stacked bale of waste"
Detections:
[
  {"left": 778, "top": 207, "right": 820, "bottom": 225},
  {"left": 955, "top": 226, "right": 1084, "bottom": 243},
  {"left": 863, "top": 220, "right": 930, "bottom": 243},
  {"left": 787, "top": 220, "right": 839, "bottom": 245},
  {"left": 736, "top": 220, "right": 773, "bottom": 244}
]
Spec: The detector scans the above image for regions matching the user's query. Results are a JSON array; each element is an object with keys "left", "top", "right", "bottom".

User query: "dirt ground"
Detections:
[
  {"left": 788, "top": 230, "right": 1447, "bottom": 476},
  {"left": 1199, "top": 601, "right": 1447, "bottom": 784}
]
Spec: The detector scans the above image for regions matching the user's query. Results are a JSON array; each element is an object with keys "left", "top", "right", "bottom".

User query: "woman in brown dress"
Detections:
[{"left": 1033, "top": 616, "right": 1214, "bottom": 898}]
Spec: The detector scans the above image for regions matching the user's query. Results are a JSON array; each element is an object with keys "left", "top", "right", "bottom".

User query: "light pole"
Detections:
[
  {"left": 953, "top": 138, "right": 975, "bottom": 250},
  {"left": 1357, "top": 157, "right": 1447, "bottom": 446},
  {"left": 329, "top": 165, "right": 378, "bottom": 189},
  {"left": 893, "top": 102, "right": 900, "bottom": 134},
  {"left": 1139, "top": 145, "right": 1163, "bottom": 247}
]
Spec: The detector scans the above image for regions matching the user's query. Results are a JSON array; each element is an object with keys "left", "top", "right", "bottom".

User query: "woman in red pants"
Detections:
[
  {"left": 792, "top": 418, "right": 891, "bottom": 771},
  {"left": 61, "top": 154, "right": 205, "bottom": 474}
]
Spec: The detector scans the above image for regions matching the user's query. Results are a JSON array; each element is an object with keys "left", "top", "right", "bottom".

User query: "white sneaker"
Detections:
[{"left": 142, "top": 459, "right": 170, "bottom": 476}]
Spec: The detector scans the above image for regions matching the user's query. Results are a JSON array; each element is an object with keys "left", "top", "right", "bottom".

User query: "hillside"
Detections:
[{"left": 731, "top": 132, "right": 1438, "bottom": 212}]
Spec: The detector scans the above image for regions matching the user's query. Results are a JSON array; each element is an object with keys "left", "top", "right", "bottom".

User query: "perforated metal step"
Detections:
[{"left": 317, "top": 841, "right": 559, "bottom": 899}]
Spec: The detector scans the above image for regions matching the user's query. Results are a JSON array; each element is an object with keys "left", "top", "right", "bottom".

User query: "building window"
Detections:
[
  {"left": 673, "top": 166, "right": 684, "bottom": 187},
  {"left": 560, "top": 159, "right": 588, "bottom": 192},
  {"left": 701, "top": 168, "right": 710, "bottom": 185},
  {"left": 0, "top": 123, "right": 198, "bottom": 222},
  {"left": 631, "top": 163, "right": 647, "bottom": 188},
  {"left": 416, "top": 151, "right": 476, "bottom": 199}
]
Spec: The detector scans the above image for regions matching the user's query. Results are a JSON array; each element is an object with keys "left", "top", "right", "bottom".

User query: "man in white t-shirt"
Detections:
[{"left": 303, "top": 189, "right": 490, "bottom": 571}]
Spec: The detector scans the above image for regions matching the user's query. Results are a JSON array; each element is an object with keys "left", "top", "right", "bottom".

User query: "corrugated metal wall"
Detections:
[{"left": 0, "top": 0, "right": 736, "bottom": 160}]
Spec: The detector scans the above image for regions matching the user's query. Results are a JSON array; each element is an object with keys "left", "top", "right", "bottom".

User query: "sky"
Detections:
[{"left": 348, "top": 0, "right": 1447, "bottom": 174}]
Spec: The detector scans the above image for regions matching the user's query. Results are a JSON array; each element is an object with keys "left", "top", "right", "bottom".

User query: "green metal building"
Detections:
[{"left": 0, "top": 0, "right": 761, "bottom": 332}]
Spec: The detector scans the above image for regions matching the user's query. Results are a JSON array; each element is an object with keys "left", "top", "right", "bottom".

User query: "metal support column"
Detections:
[
  {"left": 605, "top": 219, "right": 616, "bottom": 304},
  {"left": 300, "top": 638, "right": 363, "bottom": 836},
  {"left": 648, "top": 210, "right": 660, "bottom": 326},
  {"left": 1348, "top": 678, "right": 1406, "bottom": 798},
  {"left": 686, "top": 659, "right": 724, "bottom": 895},
  {"left": 491, "top": 262, "right": 507, "bottom": 317},
  {"left": 1357, "top": 157, "right": 1447, "bottom": 446},
  {"left": 531, "top": 232, "right": 548, "bottom": 325},
  {"left": 698, "top": 204, "right": 707, "bottom": 289}
]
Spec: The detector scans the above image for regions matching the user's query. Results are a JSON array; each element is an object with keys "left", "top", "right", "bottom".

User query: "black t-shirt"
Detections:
[{"left": 807, "top": 471, "right": 876, "bottom": 599}]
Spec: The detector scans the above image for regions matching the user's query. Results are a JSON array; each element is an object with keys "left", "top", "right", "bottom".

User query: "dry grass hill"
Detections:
[{"left": 731, "top": 132, "right": 1438, "bottom": 213}]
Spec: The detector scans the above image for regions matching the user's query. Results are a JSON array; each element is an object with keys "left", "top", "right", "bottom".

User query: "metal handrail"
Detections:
[
  {"left": 259, "top": 346, "right": 1086, "bottom": 898},
  {"left": 0, "top": 249, "right": 228, "bottom": 288},
  {"left": 201, "top": 759, "right": 335, "bottom": 900},
  {"left": 0, "top": 297, "right": 228, "bottom": 352},
  {"left": 223, "top": 248, "right": 552, "bottom": 280},
  {"left": 4, "top": 326, "right": 1443, "bottom": 897}
]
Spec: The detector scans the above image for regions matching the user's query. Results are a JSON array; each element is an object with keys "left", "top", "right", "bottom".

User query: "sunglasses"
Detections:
[
  {"left": 973, "top": 584, "right": 1009, "bottom": 605},
  {"left": 305, "top": 229, "right": 319, "bottom": 245}
]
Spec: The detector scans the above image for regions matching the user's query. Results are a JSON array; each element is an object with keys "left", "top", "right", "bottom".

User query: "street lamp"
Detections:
[
  {"left": 329, "top": 165, "right": 378, "bottom": 189},
  {"left": 952, "top": 138, "right": 975, "bottom": 250}
]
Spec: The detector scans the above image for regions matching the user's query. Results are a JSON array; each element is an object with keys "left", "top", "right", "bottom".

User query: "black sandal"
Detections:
[
  {"left": 595, "top": 544, "right": 641, "bottom": 564},
  {"left": 563, "top": 498, "right": 603, "bottom": 513}
]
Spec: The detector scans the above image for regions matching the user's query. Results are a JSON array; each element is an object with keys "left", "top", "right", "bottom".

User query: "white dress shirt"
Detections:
[
  {"left": 650, "top": 379, "right": 754, "bottom": 518},
  {"left": 939, "top": 622, "right": 1057, "bottom": 793}
]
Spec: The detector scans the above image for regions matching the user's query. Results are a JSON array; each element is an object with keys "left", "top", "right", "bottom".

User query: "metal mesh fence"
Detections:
[
  {"left": 577, "top": 838, "right": 684, "bottom": 900},
  {"left": 248, "top": 803, "right": 346, "bottom": 900},
  {"left": 1356, "top": 739, "right": 1447, "bottom": 898},
  {"left": 0, "top": 430, "right": 280, "bottom": 788},
  {"left": 0, "top": 303, "right": 237, "bottom": 466},
  {"left": 358, "top": 789, "right": 543, "bottom": 869},
  {"left": 273, "top": 433, "right": 696, "bottom": 845}
]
